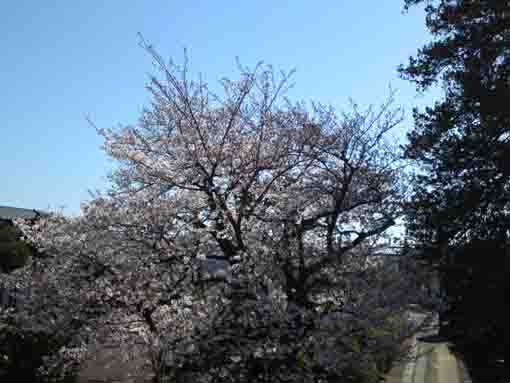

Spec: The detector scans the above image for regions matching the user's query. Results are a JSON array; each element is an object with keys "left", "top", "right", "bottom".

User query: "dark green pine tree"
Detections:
[{"left": 400, "top": 0, "right": 510, "bottom": 360}]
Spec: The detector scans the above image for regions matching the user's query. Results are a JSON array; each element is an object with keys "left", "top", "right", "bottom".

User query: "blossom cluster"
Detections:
[{"left": 1, "top": 52, "right": 434, "bottom": 382}]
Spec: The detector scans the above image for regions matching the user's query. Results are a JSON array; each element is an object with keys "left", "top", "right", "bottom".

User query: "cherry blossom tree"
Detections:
[{"left": 1, "top": 44, "right": 431, "bottom": 382}]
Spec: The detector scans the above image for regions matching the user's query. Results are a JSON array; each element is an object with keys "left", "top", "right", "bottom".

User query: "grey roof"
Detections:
[{"left": 0, "top": 206, "right": 46, "bottom": 220}]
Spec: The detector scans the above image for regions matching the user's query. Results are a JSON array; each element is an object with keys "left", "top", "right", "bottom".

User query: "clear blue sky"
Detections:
[{"left": 1, "top": 1, "right": 439, "bottom": 216}]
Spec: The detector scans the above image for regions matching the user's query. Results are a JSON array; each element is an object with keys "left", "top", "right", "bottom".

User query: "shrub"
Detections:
[
  {"left": 0, "top": 324, "right": 77, "bottom": 382},
  {"left": 0, "top": 223, "right": 32, "bottom": 273}
]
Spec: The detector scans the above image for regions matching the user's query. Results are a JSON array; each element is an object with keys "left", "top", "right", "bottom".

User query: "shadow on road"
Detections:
[
  {"left": 454, "top": 351, "right": 508, "bottom": 383},
  {"left": 416, "top": 334, "right": 449, "bottom": 343}
]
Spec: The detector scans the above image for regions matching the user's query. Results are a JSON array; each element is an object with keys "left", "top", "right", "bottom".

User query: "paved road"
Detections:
[
  {"left": 386, "top": 311, "right": 464, "bottom": 383},
  {"left": 403, "top": 341, "right": 460, "bottom": 383}
]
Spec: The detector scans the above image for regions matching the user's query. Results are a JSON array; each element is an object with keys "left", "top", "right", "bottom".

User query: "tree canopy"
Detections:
[
  {"left": 1, "top": 46, "right": 429, "bottom": 382},
  {"left": 400, "top": 0, "right": 510, "bottom": 360},
  {"left": 401, "top": 0, "right": 510, "bottom": 245}
]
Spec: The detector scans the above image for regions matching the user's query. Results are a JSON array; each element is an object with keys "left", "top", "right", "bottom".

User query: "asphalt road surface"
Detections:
[{"left": 387, "top": 311, "right": 466, "bottom": 383}]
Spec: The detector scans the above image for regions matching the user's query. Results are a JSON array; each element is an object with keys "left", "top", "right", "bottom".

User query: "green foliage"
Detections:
[
  {"left": 349, "top": 336, "right": 361, "bottom": 353},
  {"left": 0, "top": 325, "right": 77, "bottom": 383},
  {"left": 440, "top": 240, "right": 507, "bottom": 359},
  {"left": 0, "top": 222, "right": 32, "bottom": 272},
  {"left": 295, "top": 350, "right": 306, "bottom": 369},
  {"left": 342, "top": 314, "right": 407, "bottom": 383},
  {"left": 401, "top": 0, "right": 509, "bottom": 361},
  {"left": 0, "top": 222, "right": 20, "bottom": 241},
  {"left": 401, "top": 0, "right": 510, "bottom": 243},
  {"left": 344, "top": 363, "right": 380, "bottom": 383}
]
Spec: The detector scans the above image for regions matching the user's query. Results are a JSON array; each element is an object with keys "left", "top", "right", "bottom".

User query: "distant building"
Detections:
[{"left": 0, "top": 205, "right": 46, "bottom": 224}]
